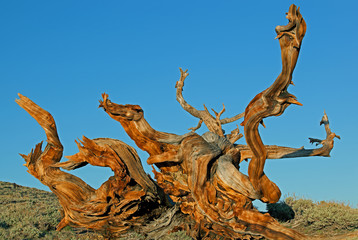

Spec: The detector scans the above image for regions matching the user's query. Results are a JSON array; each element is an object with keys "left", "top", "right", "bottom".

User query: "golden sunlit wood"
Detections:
[{"left": 17, "top": 5, "right": 339, "bottom": 240}]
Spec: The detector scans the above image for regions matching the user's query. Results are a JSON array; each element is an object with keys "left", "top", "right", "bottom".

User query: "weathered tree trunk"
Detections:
[
  {"left": 15, "top": 94, "right": 193, "bottom": 239},
  {"left": 17, "top": 4, "right": 339, "bottom": 240}
]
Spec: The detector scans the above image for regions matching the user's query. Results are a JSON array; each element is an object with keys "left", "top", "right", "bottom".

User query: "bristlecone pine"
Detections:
[{"left": 17, "top": 4, "right": 339, "bottom": 240}]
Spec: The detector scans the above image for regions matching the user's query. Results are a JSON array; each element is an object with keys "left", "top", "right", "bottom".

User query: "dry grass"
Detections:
[
  {"left": 1, "top": 181, "right": 357, "bottom": 239},
  {"left": 268, "top": 195, "right": 358, "bottom": 238},
  {"left": 0, "top": 181, "right": 101, "bottom": 240},
  {"left": 0, "top": 181, "right": 190, "bottom": 240}
]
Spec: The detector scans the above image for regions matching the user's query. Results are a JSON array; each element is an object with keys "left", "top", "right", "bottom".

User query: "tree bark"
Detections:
[
  {"left": 16, "top": 4, "right": 340, "bottom": 240},
  {"left": 16, "top": 94, "right": 183, "bottom": 239},
  {"left": 240, "top": 4, "right": 306, "bottom": 204}
]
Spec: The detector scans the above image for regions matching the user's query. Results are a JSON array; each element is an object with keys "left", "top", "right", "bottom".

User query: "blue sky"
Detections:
[{"left": 1, "top": 1, "right": 357, "bottom": 208}]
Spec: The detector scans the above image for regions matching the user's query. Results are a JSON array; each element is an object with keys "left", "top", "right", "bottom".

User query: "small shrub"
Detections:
[
  {"left": 283, "top": 195, "right": 358, "bottom": 233},
  {"left": 267, "top": 201, "right": 295, "bottom": 222},
  {"left": 0, "top": 221, "right": 10, "bottom": 229},
  {"left": 285, "top": 196, "right": 315, "bottom": 216},
  {"left": 304, "top": 201, "right": 358, "bottom": 231}
]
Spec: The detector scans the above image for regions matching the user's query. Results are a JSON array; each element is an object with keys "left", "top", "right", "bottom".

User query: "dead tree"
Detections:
[{"left": 17, "top": 4, "right": 339, "bottom": 240}]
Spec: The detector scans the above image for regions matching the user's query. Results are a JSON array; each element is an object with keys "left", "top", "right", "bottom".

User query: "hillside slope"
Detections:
[
  {"left": 0, "top": 181, "right": 101, "bottom": 240},
  {"left": 0, "top": 181, "right": 357, "bottom": 240}
]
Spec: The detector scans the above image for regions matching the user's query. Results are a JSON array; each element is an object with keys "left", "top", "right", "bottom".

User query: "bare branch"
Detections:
[
  {"left": 226, "top": 125, "right": 243, "bottom": 144},
  {"left": 220, "top": 112, "right": 245, "bottom": 124},
  {"left": 175, "top": 68, "right": 203, "bottom": 119},
  {"left": 211, "top": 104, "right": 226, "bottom": 119},
  {"left": 16, "top": 94, "right": 62, "bottom": 148},
  {"left": 17, "top": 95, "right": 165, "bottom": 235},
  {"left": 188, "top": 119, "right": 203, "bottom": 132},
  {"left": 240, "top": 4, "right": 307, "bottom": 203},
  {"left": 238, "top": 112, "right": 340, "bottom": 161},
  {"left": 175, "top": 69, "right": 244, "bottom": 136}
]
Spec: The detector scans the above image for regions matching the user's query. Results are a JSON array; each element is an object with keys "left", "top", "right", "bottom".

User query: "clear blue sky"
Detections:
[{"left": 1, "top": 1, "right": 357, "bottom": 208}]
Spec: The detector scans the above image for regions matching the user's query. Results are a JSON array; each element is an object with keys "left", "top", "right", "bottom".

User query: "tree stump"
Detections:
[{"left": 17, "top": 4, "right": 339, "bottom": 240}]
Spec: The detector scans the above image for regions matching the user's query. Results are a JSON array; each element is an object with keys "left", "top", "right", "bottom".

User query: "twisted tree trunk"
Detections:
[{"left": 16, "top": 4, "right": 339, "bottom": 240}]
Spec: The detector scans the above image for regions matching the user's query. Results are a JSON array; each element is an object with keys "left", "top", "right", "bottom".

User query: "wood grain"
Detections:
[{"left": 17, "top": 4, "right": 339, "bottom": 240}]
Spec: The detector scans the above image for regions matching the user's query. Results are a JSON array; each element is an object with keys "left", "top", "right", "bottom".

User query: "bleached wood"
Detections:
[{"left": 175, "top": 68, "right": 244, "bottom": 138}]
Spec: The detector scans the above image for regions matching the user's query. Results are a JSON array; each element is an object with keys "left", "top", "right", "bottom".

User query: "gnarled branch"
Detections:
[
  {"left": 175, "top": 68, "right": 244, "bottom": 138},
  {"left": 240, "top": 4, "right": 306, "bottom": 203},
  {"left": 16, "top": 94, "right": 170, "bottom": 238},
  {"left": 17, "top": 4, "right": 335, "bottom": 240},
  {"left": 239, "top": 111, "right": 340, "bottom": 161},
  {"left": 99, "top": 94, "right": 306, "bottom": 240}
]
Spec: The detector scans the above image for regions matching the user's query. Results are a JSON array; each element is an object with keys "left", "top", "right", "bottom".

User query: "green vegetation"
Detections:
[
  {"left": 268, "top": 195, "right": 358, "bottom": 236},
  {"left": 1, "top": 181, "right": 357, "bottom": 239}
]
